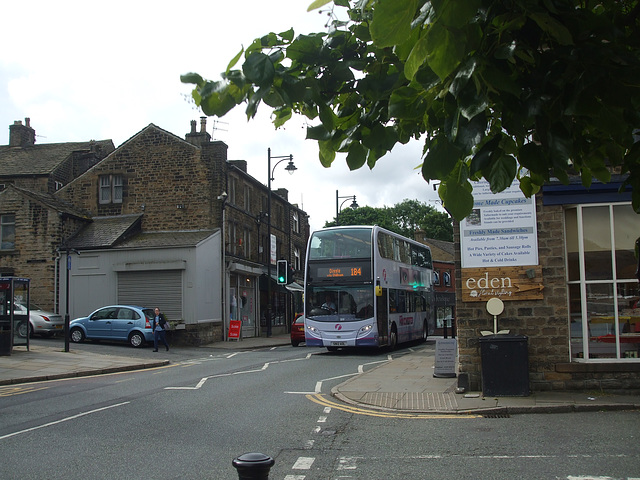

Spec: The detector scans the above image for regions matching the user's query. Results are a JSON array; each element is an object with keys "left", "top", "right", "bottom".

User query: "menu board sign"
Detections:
[{"left": 460, "top": 179, "right": 538, "bottom": 268}]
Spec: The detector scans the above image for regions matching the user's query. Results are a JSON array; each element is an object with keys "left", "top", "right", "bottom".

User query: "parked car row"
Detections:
[{"left": 17, "top": 302, "right": 306, "bottom": 349}]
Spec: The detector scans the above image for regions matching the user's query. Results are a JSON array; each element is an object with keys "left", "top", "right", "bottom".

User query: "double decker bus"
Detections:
[{"left": 304, "top": 226, "right": 435, "bottom": 350}]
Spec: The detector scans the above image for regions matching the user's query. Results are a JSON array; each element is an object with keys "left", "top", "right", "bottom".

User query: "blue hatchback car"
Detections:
[{"left": 70, "top": 305, "right": 155, "bottom": 348}]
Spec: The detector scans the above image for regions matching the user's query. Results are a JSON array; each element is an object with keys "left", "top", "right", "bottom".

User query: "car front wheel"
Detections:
[
  {"left": 70, "top": 327, "right": 85, "bottom": 343},
  {"left": 129, "top": 331, "right": 145, "bottom": 348}
]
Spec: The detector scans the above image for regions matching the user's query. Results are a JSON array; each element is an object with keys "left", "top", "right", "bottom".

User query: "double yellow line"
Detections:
[
  {"left": 306, "top": 394, "right": 480, "bottom": 419},
  {"left": 0, "top": 385, "right": 49, "bottom": 397}
]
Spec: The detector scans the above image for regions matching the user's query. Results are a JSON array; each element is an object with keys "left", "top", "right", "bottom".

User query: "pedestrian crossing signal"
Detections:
[{"left": 277, "top": 260, "right": 287, "bottom": 284}]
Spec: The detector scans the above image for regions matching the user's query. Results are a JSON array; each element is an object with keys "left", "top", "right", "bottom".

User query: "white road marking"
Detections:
[
  {"left": 284, "top": 476, "right": 306, "bottom": 480},
  {"left": 292, "top": 457, "right": 315, "bottom": 470},
  {"left": 337, "top": 457, "right": 359, "bottom": 470},
  {"left": 317, "top": 416, "right": 327, "bottom": 423},
  {"left": 171, "top": 352, "right": 319, "bottom": 391},
  {"left": 0, "top": 401, "right": 130, "bottom": 441},
  {"left": 166, "top": 363, "right": 269, "bottom": 390}
]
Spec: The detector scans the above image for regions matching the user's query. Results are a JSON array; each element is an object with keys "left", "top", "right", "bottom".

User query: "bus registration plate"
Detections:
[{"left": 331, "top": 341, "right": 346, "bottom": 346}]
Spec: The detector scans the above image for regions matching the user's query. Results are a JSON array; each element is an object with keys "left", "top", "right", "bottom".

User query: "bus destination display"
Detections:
[{"left": 315, "top": 264, "right": 370, "bottom": 279}]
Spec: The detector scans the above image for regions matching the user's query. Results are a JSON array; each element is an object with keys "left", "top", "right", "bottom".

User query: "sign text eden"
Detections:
[{"left": 461, "top": 266, "right": 544, "bottom": 302}]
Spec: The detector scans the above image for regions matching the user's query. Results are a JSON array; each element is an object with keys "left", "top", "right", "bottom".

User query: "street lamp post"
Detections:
[
  {"left": 336, "top": 190, "right": 359, "bottom": 225},
  {"left": 63, "top": 247, "right": 78, "bottom": 353},
  {"left": 266, "top": 148, "right": 296, "bottom": 337}
]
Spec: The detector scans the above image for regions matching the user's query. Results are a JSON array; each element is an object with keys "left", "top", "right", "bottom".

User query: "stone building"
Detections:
[
  {"left": 0, "top": 119, "right": 113, "bottom": 309},
  {"left": 455, "top": 177, "right": 640, "bottom": 392},
  {"left": 0, "top": 118, "right": 309, "bottom": 344},
  {"left": 0, "top": 118, "right": 114, "bottom": 194}
]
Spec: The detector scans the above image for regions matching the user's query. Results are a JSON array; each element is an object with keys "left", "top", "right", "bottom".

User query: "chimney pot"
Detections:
[{"left": 200, "top": 116, "right": 207, "bottom": 133}]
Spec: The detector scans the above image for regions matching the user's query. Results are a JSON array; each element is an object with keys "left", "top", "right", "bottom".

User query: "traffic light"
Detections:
[{"left": 277, "top": 260, "right": 287, "bottom": 284}]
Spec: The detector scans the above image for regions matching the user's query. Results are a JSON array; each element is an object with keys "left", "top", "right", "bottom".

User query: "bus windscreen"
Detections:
[{"left": 308, "top": 228, "right": 372, "bottom": 260}]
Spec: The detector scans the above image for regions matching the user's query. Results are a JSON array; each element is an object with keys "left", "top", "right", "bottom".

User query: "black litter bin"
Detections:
[
  {"left": 479, "top": 334, "right": 529, "bottom": 396},
  {"left": 0, "top": 320, "right": 12, "bottom": 356}
]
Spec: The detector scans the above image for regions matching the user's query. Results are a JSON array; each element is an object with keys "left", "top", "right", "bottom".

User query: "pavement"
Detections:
[{"left": 1, "top": 336, "right": 638, "bottom": 416}]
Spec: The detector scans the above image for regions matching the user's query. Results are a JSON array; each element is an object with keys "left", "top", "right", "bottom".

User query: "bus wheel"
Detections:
[{"left": 389, "top": 325, "right": 398, "bottom": 350}]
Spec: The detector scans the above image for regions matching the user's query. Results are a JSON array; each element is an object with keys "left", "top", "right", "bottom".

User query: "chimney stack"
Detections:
[
  {"left": 185, "top": 118, "right": 211, "bottom": 147},
  {"left": 9, "top": 118, "right": 36, "bottom": 147}
]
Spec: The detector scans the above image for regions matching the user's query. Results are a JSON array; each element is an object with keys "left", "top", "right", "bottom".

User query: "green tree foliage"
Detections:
[
  {"left": 326, "top": 199, "right": 453, "bottom": 241},
  {"left": 182, "top": 0, "right": 640, "bottom": 220}
]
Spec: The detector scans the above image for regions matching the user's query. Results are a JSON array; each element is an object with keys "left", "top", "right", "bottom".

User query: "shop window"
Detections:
[{"left": 566, "top": 203, "right": 640, "bottom": 361}]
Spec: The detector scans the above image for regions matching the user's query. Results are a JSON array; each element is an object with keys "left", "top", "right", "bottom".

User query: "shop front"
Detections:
[{"left": 230, "top": 272, "right": 259, "bottom": 339}]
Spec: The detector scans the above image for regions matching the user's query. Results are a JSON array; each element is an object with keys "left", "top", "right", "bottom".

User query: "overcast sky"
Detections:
[{"left": 1, "top": 0, "right": 442, "bottom": 232}]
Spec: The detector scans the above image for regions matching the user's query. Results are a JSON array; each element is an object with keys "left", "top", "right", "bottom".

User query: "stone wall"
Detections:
[
  {"left": 57, "top": 125, "right": 227, "bottom": 231},
  {"left": 455, "top": 194, "right": 640, "bottom": 392},
  {"left": 0, "top": 187, "right": 88, "bottom": 311}
]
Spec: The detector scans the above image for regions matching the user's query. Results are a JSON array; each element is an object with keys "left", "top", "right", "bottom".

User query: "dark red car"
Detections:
[{"left": 290, "top": 314, "right": 305, "bottom": 347}]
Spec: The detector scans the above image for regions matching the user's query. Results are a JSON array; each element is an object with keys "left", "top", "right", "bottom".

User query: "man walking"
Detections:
[{"left": 152, "top": 307, "right": 169, "bottom": 352}]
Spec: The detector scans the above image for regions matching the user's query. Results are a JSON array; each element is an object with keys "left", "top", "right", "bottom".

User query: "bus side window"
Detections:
[{"left": 389, "top": 290, "right": 397, "bottom": 313}]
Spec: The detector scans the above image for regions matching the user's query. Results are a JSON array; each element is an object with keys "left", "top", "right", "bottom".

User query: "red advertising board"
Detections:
[{"left": 228, "top": 320, "right": 241, "bottom": 339}]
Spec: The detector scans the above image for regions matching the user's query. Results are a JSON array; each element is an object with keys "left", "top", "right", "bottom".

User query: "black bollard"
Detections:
[{"left": 232, "top": 452, "right": 275, "bottom": 480}]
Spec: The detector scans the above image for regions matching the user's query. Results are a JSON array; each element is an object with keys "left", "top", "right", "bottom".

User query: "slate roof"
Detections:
[
  {"left": 425, "top": 237, "right": 455, "bottom": 257},
  {"left": 113, "top": 230, "right": 219, "bottom": 249},
  {"left": 6, "top": 185, "right": 92, "bottom": 220},
  {"left": 0, "top": 140, "right": 114, "bottom": 176},
  {"left": 64, "top": 214, "right": 143, "bottom": 249}
]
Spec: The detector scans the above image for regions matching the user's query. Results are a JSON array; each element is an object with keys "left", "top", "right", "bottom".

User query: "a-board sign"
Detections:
[
  {"left": 228, "top": 320, "right": 241, "bottom": 339},
  {"left": 461, "top": 265, "right": 544, "bottom": 302},
  {"left": 433, "top": 338, "right": 457, "bottom": 378}
]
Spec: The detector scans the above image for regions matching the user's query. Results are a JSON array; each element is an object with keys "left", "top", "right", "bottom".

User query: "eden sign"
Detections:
[{"left": 461, "top": 266, "right": 543, "bottom": 302}]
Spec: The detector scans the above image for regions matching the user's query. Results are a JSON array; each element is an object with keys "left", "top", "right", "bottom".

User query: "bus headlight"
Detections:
[
  {"left": 306, "top": 325, "right": 320, "bottom": 337},
  {"left": 357, "top": 324, "right": 373, "bottom": 337}
]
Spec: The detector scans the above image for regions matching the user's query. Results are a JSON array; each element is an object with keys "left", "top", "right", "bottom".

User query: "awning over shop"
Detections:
[{"left": 286, "top": 282, "right": 304, "bottom": 292}]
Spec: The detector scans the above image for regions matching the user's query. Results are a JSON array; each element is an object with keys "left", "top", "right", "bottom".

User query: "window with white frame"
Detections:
[
  {"left": 229, "top": 177, "right": 236, "bottom": 205},
  {"left": 244, "top": 186, "right": 251, "bottom": 213},
  {"left": 292, "top": 212, "right": 299, "bottom": 233},
  {"left": 99, "top": 175, "right": 123, "bottom": 204},
  {"left": 0, "top": 214, "right": 15, "bottom": 250},
  {"left": 566, "top": 202, "right": 640, "bottom": 361},
  {"left": 294, "top": 247, "right": 301, "bottom": 271},
  {"left": 243, "top": 227, "right": 250, "bottom": 257}
]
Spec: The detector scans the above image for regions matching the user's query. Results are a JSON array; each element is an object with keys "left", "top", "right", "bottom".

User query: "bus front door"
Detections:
[{"left": 376, "top": 288, "right": 388, "bottom": 346}]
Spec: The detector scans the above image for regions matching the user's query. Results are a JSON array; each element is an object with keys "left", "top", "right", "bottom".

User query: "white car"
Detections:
[{"left": 14, "top": 303, "right": 65, "bottom": 338}]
